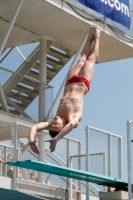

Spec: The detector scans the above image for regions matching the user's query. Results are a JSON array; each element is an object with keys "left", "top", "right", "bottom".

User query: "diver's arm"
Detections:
[{"left": 29, "top": 122, "right": 49, "bottom": 154}]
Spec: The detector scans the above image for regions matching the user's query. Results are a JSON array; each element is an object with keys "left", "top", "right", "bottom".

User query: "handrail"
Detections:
[
  {"left": 69, "top": 153, "right": 105, "bottom": 198},
  {"left": 0, "top": 143, "right": 19, "bottom": 149},
  {"left": 88, "top": 126, "right": 122, "bottom": 138}
]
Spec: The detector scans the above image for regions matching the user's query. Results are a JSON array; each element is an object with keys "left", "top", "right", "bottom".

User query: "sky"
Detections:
[{"left": 48, "top": 0, "right": 133, "bottom": 180}]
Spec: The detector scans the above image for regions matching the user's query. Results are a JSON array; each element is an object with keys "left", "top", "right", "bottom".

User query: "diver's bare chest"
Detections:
[
  {"left": 58, "top": 98, "right": 80, "bottom": 114},
  {"left": 58, "top": 103, "right": 75, "bottom": 112}
]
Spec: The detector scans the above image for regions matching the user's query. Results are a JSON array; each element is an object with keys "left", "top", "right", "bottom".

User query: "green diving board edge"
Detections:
[{"left": 6, "top": 160, "right": 128, "bottom": 191}]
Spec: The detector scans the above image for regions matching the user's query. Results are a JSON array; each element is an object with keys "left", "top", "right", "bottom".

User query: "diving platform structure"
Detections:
[
  {"left": 0, "top": 0, "right": 133, "bottom": 199},
  {"left": 0, "top": 0, "right": 133, "bottom": 63}
]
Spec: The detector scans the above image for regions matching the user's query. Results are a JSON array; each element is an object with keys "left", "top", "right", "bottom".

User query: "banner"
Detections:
[{"left": 77, "top": 0, "right": 131, "bottom": 29}]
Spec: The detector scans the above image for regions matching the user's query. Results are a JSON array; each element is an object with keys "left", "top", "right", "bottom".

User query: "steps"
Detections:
[{"left": 0, "top": 43, "right": 74, "bottom": 117}]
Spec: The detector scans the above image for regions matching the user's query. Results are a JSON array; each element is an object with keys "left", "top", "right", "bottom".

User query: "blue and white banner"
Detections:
[{"left": 77, "top": 0, "right": 131, "bottom": 29}]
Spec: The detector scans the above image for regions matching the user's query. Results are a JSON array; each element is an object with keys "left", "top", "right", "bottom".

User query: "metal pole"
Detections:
[
  {"left": 6, "top": 95, "right": 31, "bottom": 119},
  {"left": 21, "top": 142, "right": 29, "bottom": 154},
  {"left": 127, "top": 121, "right": 132, "bottom": 200},
  {"left": 103, "top": 153, "right": 106, "bottom": 176},
  {"left": 0, "top": 82, "right": 9, "bottom": 112},
  {"left": 78, "top": 142, "right": 82, "bottom": 200},
  {"left": 66, "top": 139, "right": 71, "bottom": 199},
  {"left": 118, "top": 137, "right": 123, "bottom": 179},
  {"left": 38, "top": 38, "right": 47, "bottom": 183},
  {"left": 0, "top": 163, "right": 2, "bottom": 176},
  {"left": 86, "top": 126, "right": 90, "bottom": 200},
  {"left": 12, "top": 122, "right": 18, "bottom": 190},
  {"left": 16, "top": 149, "right": 19, "bottom": 178},
  {"left": 69, "top": 156, "right": 73, "bottom": 200},
  {"left": 103, "top": 152, "right": 106, "bottom": 192},
  {"left": 0, "top": 0, "right": 23, "bottom": 55},
  {"left": 4, "top": 147, "right": 7, "bottom": 177},
  {"left": 46, "top": 30, "right": 89, "bottom": 121},
  {"left": 108, "top": 134, "right": 112, "bottom": 176},
  {"left": 10, "top": 123, "right": 29, "bottom": 180},
  {"left": 39, "top": 38, "right": 47, "bottom": 122}
]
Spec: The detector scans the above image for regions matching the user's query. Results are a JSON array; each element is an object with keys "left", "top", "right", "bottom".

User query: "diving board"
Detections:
[{"left": 6, "top": 160, "right": 129, "bottom": 191}]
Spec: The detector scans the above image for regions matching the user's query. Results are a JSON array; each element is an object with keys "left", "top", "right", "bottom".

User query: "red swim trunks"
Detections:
[{"left": 65, "top": 75, "right": 90, "bottom": 91}]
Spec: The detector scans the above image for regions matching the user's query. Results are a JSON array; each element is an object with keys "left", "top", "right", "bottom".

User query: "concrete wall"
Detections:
[{"left": 0, "top": 176, "right": 12, "bottom": 190}]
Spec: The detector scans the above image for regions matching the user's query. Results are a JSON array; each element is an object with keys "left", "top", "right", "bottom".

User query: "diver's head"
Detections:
[{"left": 49, "top": 116, "right": 67, "bottom": 138}]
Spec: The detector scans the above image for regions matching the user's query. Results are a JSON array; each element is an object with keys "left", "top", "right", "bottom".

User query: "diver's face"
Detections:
[{"left": 49, "top": 116, "right": 66, "bottom": 132}]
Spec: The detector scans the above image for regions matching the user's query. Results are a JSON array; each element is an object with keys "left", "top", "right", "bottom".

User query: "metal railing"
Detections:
[
  {"left": 69, "top": 153, "right": 105, "bottom": 200},
  {"left": 86, "top": 126, "right": 123, "bottom": 200},
  {"left": 127, "top": 120, "right": 133, "bottom": 200},
  {"left": 0, "top": 143, "right": 19, "bottom": 177}
]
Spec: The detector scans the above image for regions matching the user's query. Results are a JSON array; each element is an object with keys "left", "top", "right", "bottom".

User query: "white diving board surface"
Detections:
[{"left": 6, "top": 160, "right": 128, "bottom": 191}]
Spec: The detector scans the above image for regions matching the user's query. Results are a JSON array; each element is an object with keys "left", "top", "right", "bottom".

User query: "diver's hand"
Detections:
[
  {"left": 29, "top": 140, "right": 40, "bottom": 154},
  {"left": 44, "top": 138, "right": 57, "bottom": 152}
]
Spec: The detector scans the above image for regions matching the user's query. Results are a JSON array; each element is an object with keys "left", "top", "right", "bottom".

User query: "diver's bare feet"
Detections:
[
  {"left": 94, "top": 25, "right": 101, "bottom": 39},
  {"left": 88, "top": 25, "right": 95, "bottom": 41}
]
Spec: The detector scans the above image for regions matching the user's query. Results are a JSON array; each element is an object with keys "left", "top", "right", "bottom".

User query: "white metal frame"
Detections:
[
  {"left": 13, "top": 122, "right": 18, "bottom": 190},
  {"left": 69, "top": 152, "right": 106, "bottom": 200},
  {"left": 0, "top": 143, "right": 19, "bottom": 178},
  {"left": 0, "top": 0, "right": 23, "bottom": 55},
  {"left": 86, "top": 126, "right": 123, "bottom": 200},
  {"left": 0, "top": 82, "right": 9, "bottom": 112},
  {"left": 127, "top": 120, "right": 132, "bottom": 200}
]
